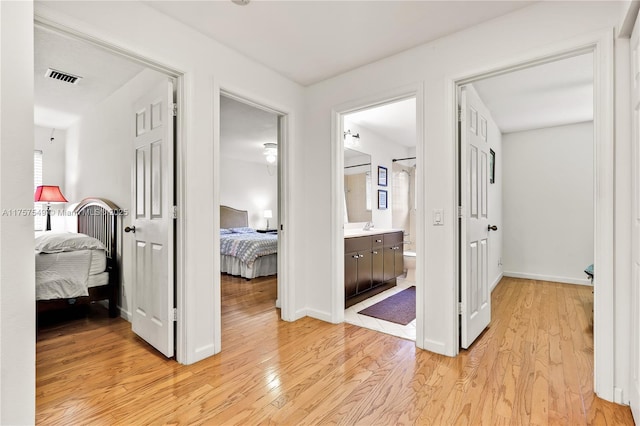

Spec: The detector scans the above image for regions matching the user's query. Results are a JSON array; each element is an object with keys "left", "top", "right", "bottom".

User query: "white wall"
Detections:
[
  {"left": 0, "top": 2, "right": 35, "bottom": 424},
  {"left": 300, "top": 1, "right": 626, "bottom": 400},
  {"left": 502, "top": 122, "right": 594, "bottom": 285},
  {"left": 34, "top": 125, "right": 66, "bottom": 231},
  {"left": 64, "top": 68, "right": 166, "bottom": 319},
  {"left": 220, "top": 158, "right": 277, "bottom": 229}
]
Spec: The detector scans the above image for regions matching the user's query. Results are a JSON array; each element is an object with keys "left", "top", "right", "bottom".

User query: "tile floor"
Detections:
[{"left": 344, "top": 277, "right": 416, "bottom": 341}]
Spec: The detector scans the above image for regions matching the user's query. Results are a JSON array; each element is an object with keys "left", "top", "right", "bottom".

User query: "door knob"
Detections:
[
  {"left": 124, "top": 226, "right": 136, "bottom": 233},
  {"left": 488, "top": 225, "right": 498, "bottom": 231}
]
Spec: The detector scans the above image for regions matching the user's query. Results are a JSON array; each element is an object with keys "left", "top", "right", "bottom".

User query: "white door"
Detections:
[
  {"left": 129, "top": 79, "right": 175, "bottom": 358},
  {"left": 630, "top": 11, "right": 640, "bottom": 420},
  {"left": 460, "top": 86, "right": 492, "bottom": 349}
]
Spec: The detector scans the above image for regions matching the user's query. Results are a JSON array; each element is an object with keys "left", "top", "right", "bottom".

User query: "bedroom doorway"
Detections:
[
  {"left": 338, "top": 95, "right": 420, "bottom": 341},
  {"left": 452, "top": 36, "right": 614, "bottom": 400},
  {"left": 218, "top": 92, "right": 285, "bottom": 332},
  {"left": 34, "top": 22, "right": 184, "bottom": 358}
]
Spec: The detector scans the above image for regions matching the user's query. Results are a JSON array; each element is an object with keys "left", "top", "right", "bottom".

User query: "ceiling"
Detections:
[
  {"left": 473, "top": 52, "right": 593, "bottom": 134},
  {"left": 345, "top": 98, "right": 416, "bottom": 148},
  {"left": 220, "top": 95, "right": 279, "bottom": 164},
  {"left": 34, "top": 26, "right": 145, "bottom": 129},
  {"left": 145, "top": 0, "right": 535, "bottom": 86}
]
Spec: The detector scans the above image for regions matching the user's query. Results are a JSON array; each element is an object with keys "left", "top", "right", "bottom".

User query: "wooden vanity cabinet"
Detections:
[
  {"left": 345, "top": 231, "right": 404, "bottom": 308},
  {"left": 383, "top": 231, "right": 404, "bottom": 281}
]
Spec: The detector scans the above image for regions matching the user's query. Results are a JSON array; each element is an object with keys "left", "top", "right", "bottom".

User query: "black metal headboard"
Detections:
[{"left": 73, "top": 197, "right": 120, "bottom": 262}]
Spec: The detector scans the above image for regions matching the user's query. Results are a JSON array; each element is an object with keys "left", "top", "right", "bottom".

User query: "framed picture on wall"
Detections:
[
  {"left": 378, "top": 166, "right": 387, "bottom": 187},
  {"left": 489, "top": 149, "right": 496, "bottom": 184},
  {"left": 378, "top": 189, "right": 388, "bottom": 209}
]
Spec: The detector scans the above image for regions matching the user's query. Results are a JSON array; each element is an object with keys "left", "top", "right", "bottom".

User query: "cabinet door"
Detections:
[
  {"left": 345, "top": 252, "right": 359, "bottom": 298},
  {"left": 383, "top": 232, "right": 404, "bottom": 281},
  {"left": 394, "top": 246, "right": 404, "bottom": 277},
  {"left": 356, "top": 250, "right": 373, "bottom": 293},
  {"left": 371, "top": 247, "right": 384, "bottom": 285}
]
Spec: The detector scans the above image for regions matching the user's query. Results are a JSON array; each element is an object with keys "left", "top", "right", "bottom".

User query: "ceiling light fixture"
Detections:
[
  {"left": 231, "top": 0, "right": 250, "bottom": 5},
  {"left": 263, "top": 143, "right": 277, "bottom": 164}
]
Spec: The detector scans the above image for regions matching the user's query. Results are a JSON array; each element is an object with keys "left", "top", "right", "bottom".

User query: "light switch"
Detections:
[{"left": 433, "top": 208, "right": 444, "bottom": 226}]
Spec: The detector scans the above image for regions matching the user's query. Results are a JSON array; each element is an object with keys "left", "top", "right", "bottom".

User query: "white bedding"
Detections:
[
  {"left": 36, "top": 249, "right": 108, "bottom": 301},
  {"left": 221, "top": 253, "right": 277, "bottom": 279}
]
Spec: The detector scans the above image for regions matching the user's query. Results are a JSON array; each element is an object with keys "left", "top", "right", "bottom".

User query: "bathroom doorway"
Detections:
[{"left": 341, "top": 97, "right": 418, "bottom": 341}]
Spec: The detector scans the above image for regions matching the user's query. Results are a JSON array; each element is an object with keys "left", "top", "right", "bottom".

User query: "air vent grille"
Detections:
[{"left": 45, "top": 68, "right": 82, "bottom": 85}]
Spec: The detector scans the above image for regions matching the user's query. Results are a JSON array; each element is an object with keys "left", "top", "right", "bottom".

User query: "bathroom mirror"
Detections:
[{"left": 344, "top": 148, "right": 372, "bottom": 223}]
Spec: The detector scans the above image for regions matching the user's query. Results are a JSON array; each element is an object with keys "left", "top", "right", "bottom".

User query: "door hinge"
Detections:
[
  {"left": 458, "top": 206, "right": 464, "bottom": 218},
  {"left": 172, "top": 103, "right": 178, "bottom": 117},
  {"left": 172, "top": 308, "right": 177, "bottom": 321},
  {"left": 458, "top": 302, "right": 464, "bottom": 315},
  {"left": 457, "top": 105, "right": 463, "bottom": 122},
  {"left": 171, "top": 205, "right": 178, "bottom": 219}
]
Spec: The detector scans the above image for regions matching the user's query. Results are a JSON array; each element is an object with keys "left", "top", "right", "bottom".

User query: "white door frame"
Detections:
[
  {"left": 450, "top": 30, "right": 615, "bottom": 400},
  {"left": 330, "top": 83, "right": 425, "bottom": 345},
  {"left": 34, "top": 17, "right": 189, "bottom": 363},
  {"left": 214, "top": 87, "right": 294, "bottom": 324}
]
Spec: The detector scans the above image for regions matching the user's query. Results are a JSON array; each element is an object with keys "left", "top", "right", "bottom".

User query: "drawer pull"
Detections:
[
  {"left": 372, "top": 251, "right": 378, "bottom": 255},
  {"left": 376, "top": 239, "right": 382, "bottom": 243}
]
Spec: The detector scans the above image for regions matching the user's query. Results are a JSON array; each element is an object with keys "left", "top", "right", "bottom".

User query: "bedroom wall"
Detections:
[
  {"left": 0, "top": 2, "right": 36, "bottom": 424},
  {"left": 502, "top": 122, "right": 594, "bottom": 285},
  {"left": 219, "top": 157, "right": 278, "bottom": 229},
  {"left": 64, "top": 67, "right": 167, "bottom": 320},
  {"left": 300, "top": 1, "right": 627, "bottom": 398},
  {"left": 34, "top": 125, "right": 66, "bottom": 231}
]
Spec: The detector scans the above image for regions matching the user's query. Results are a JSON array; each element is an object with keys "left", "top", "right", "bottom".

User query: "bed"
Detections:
[
  {"left": 36, "top": 197, "right": 120, "bottom": 318},
  {"left": 220, "top": 205, "right": 278, "bottom": 279}
]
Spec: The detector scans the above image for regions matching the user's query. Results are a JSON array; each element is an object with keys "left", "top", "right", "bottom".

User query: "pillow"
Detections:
[
  {"left": 35, "top": 232, "right": 106, "bottom": 254},
  {"left": 230, "top": 227, "right": 255, "bottom": 234},
  {"left": 220, "top": 228, "right": 233, "bottom": 235}
]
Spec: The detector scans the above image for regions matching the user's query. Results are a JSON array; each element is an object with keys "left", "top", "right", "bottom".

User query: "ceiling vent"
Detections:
[{"left": 44, "top": 68, "right": 82, "bottom": 85}]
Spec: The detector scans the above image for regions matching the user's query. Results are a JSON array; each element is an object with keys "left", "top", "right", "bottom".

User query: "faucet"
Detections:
[{"left": 363, "top": 221, "right": 373, "bottom": 231}]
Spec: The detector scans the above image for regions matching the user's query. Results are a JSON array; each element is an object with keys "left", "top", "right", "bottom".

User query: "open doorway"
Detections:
[
  {"left": 456, "top": 49, "right": 609, "bottom": 394},
  {"left": 340, "top": 97, "right": 418, "bottom": 341},
  {"left": 218, "top": 93, "right": 284, "bottom": 336},
  {"left": 35, "top": 18, "right": 185, "bottom": 413}
]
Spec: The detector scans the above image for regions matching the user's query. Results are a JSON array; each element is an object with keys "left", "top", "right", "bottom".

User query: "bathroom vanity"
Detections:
[{"left": 344, "top": 229, "right": 404, "bottom": 308}]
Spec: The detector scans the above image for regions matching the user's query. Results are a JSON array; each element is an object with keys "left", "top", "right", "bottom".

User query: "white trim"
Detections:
[
  {"left": 330, "top": 82, "right": 424, "bottom": 336},
  {"left": 491, "top": 272, "right": 504, "bottom": 292},
  {"left": 32, "top": 15, "right": 189, "bottom": 364},
  {"left": 305, "top": 308, "right": 333, "bottom": 323},
  {"left": 503, "top": 272, "right": 592, "bottom": 287},
  {"left": 451, "top": 29, "right": 615, "bottom": 401}
]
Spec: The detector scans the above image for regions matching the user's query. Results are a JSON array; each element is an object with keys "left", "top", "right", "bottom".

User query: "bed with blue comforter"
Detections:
[{"left": 220, "top": 205, "right": 277, "bottom": 279}]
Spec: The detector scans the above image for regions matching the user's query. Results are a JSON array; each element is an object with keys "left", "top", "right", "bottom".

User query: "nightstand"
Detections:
[{"left": 256, "top": 229, "right": 277, "bottom": 234}]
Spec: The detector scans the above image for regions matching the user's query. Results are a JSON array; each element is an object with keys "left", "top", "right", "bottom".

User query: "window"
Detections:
[{"left": 34, "top": 150, "right": 43, "bottom": 230}]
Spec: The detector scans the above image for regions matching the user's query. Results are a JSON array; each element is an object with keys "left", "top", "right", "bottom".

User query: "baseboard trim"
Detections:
[
  {"left": 491, "top": 273, "right": 504, "bottom": 291},
  {"left": 503, "top": 271, "right": 592, "bottom": 286},
  {"left": 119, "top": 307, "right": 131, "bottom": 322},
  {"left": 305, "top": 308, "right": 334, "bottom": 323}
]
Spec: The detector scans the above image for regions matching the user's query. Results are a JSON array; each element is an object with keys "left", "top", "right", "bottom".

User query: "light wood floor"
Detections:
[{"left": 36, "top": 276, "right": 634, "bottom": 425}]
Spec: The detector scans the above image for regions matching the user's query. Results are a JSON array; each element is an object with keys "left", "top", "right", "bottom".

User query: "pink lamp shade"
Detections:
[{"left": 34, "top": 185, "right": 68, "bottom": 203}]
